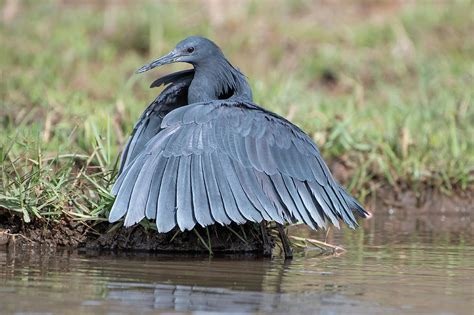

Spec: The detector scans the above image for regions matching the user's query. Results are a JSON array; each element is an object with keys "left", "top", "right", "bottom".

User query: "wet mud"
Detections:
[{"left": 0, "top": 211, "right": 273, "bottom": 254}]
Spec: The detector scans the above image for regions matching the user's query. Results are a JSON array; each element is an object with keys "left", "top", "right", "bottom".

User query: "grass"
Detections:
[{"left": 0, "top": 0, "right": 473, "bottom": 226}]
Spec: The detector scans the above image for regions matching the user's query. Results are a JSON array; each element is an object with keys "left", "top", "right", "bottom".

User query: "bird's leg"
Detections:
[
  {"left": 260, "top": 221, "right": 272, "bottom": 257},
  {"left": 277, "top": 223, "right": 293, "bottom": 259}
]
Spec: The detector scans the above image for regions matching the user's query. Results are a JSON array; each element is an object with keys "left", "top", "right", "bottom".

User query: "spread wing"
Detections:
[
  {"left": 110, "top": 99, "right": 369, "bottom": 233},
  {"left": 118, "top": 69, "right": 194, "bottom": 173}
]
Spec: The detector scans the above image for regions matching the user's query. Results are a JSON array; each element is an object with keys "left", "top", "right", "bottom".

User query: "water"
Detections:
[{"left": 1, "top": 213, "right": 473, "bottom": 315}]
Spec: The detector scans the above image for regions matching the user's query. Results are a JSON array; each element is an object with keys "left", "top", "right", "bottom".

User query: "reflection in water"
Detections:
[
  {"left": 106, "top": 281, "right": 388, "bottom": 314},
  {"left": 0, "top": 213, "right": 473, "bottom": 314}
]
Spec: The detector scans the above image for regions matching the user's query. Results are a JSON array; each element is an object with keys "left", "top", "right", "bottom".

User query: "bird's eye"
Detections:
[{"left": 187, "top": 47, "right": 195, "bottom": 53}]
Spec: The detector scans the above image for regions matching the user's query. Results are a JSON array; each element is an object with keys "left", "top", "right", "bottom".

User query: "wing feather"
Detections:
[
  {"left": 219, "top": 154, "right": 263, "bottom": 222},
  {"left": 109, "top": 154, "right": 146, "bottom": 223},
  {"left": 236, "top": 164, "right": 283, "bottom": 223},
  {"left": 176, "top": 155, "right": 195, "bottom": 231},
  {"left": 281, "top": 175, "right": 316, "bottom": 229},
  {"left": 191, "top": 154, "right": 214, "bottom": 227},
  {"left": 124, "top": 152, "right": 160, "bottom": 226},
  {"left": 202, "top": 153, "right": 232, "bottom": 225},
  {"left": 307, "top": 181, "right": 340, "bottom": 228},
  {"left": 255, "top": 172, "right": 295, "bottom": 222},
  {"left": 293, "top": 180, "right": 326, "bottom": 229},
  {"left": 231, "top": 160, "right": 272, "bottom": 221},
  {"left": 245, "top": 135, "right": 264, "bottom": 172},
  {"left": 118, "top": 72, "right": 191, "bottom": 173},
  {"left": 268, "top": 173, "right": 302, "bottom": 222},
  {"left": 156, "top": 157, "right": 179, "bottom": 233},
  {"left": 210, "top": 152, "right": 247, "bottom": 224},
  {"left": 145, "top": 156, "right": 168, "bottom": 219}
]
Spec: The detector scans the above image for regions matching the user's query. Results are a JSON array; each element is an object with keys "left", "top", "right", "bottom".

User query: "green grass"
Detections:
[{"left": 0, "top": 0, "right": 473, "bottom": 224}]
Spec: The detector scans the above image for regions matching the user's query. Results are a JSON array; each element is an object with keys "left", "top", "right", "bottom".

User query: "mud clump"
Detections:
[{"left": 0, "top": 211, "right": 88, "bottom": 249}]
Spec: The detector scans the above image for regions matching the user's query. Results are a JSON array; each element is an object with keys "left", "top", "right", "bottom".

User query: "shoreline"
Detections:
[{"left": 1, "top": 184, "right": 472, "bottom": 252}]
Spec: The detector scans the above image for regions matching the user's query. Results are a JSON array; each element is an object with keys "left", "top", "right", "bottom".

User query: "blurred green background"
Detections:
[{"left": 0, "top": 0, "right": 473, "bottom": 222}]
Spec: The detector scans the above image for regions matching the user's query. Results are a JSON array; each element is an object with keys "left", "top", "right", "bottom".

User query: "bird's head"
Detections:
[{"left": 136, "top": 36, "right": 223, "bottom": 73}]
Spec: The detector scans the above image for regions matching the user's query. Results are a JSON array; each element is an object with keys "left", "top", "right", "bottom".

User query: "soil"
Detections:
[
  {"left": 0, "top": 211, "right": 273, "bottom": 254},
  {"left": 86, "top": 222, "right": 272, "bottom": 253}
]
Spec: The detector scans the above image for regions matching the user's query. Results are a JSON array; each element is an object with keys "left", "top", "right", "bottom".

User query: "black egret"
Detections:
[{"left": 109, "top": 36, "right": 370, "bottom": 256}]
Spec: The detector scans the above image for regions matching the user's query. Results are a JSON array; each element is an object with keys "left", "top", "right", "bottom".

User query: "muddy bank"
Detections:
[
  {"left": 1, "top": 186, "right": 472, "bottom": 251},
  {"left": 0, "top": 211, "right": 272, "bottom": 254},
  {"left": 85, "top": 222, "right": 271, "bottom": 253},
  {"left": 369, "top": 185, "right": 473, "bottom": 215}
]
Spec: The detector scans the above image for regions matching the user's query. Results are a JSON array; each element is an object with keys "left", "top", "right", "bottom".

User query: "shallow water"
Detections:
[{"left": 1, "top": 212, "right": 473, "bottom": 315}]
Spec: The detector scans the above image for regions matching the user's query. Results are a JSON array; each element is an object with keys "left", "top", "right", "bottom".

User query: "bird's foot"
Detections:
[
  {"left": 260, "top": 221, "right": 272, "bottom": 257},
  {"left": 277, "top": 223, "right": 293, "bottom": 260}
]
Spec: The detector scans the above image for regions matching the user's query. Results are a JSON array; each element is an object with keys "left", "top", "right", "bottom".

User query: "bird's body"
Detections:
[{"left": 110, "top": 36, "right": 369, "bottom": 235}]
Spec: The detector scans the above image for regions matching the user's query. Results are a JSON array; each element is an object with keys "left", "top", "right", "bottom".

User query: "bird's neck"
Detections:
[{"left": 188, "top": 57, "right": 253, "bottom": 104}]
